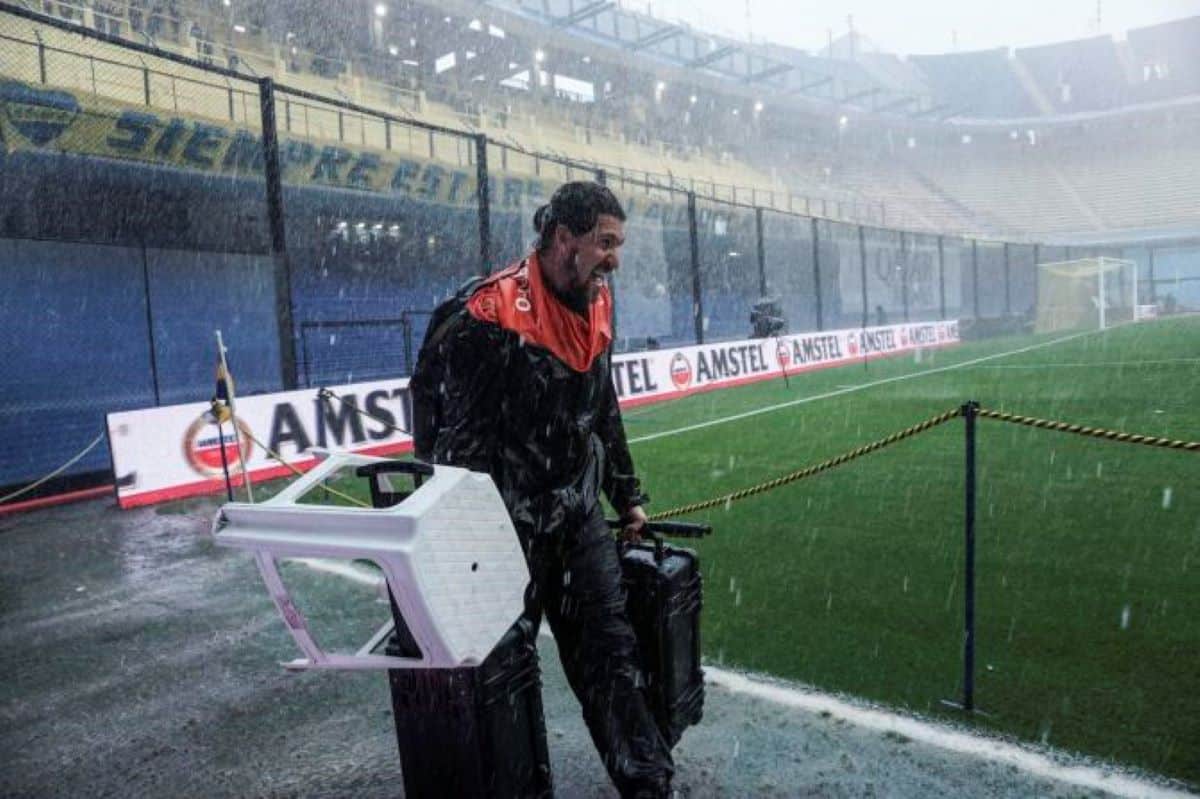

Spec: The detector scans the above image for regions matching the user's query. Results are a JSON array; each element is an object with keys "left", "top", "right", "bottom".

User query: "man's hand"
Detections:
[{"left": 620, "top": 505, "right": 648, "bottom": 544}]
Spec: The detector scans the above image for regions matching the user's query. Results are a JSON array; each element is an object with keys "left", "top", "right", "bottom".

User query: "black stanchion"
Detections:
[
  {"left": 943, "top": 400, "right": 979, "bottom": 713},
  {"left": 962, "top": 399, "right": 977, "bottom": 712},
  {"left": 215, "top": 418, "right": 234, "bottom": 502}
]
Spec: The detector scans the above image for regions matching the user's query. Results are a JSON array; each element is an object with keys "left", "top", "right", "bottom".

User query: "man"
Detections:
[{"left": 414, "top": 181, "right": 673, "bottom": 798}]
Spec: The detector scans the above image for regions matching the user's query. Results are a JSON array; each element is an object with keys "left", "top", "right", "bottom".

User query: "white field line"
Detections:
[
  {"left": 970, "top": 358, "right": 1200, "bottom": 369},
  {"left": 703, "top": 666, "right": 1194, "bottom": 799},
  {"left": 627, "top": 329, "right": 1101, "bottom": 446},
  {"left": 295, "top": 558, "right": 1189, "bottom": 798}
]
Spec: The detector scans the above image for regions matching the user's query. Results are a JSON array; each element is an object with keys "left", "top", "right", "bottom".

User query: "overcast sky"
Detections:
[{"left": 621, "top": 0, "right": 1200, "bottom": 55}]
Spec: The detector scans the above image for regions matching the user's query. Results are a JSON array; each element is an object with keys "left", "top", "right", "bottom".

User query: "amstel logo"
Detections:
[
  {"left": 182, "top": 410, "right": 255, "bottom": 478},
  {"left": 669, "top": 352, "right": 693, "bottom": 390},
  {"left": 776, "top": 340, "right": 792, "bottom": 369}
]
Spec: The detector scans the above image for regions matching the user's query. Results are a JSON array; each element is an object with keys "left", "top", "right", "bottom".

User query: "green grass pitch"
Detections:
[
  {"left": 261, "top": 315, "right": 1199, "bottom": 785},
  {"left": 624, "top": 315, "right": 1199, "bottom": 786}
]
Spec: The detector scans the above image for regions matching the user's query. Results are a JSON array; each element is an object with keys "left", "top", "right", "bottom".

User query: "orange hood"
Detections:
[{"left": 467, "top": 252, "right": 613, "bottom": 373}]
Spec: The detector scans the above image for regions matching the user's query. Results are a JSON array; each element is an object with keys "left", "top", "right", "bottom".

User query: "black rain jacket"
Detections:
[{"left": 418, "top": 296, "right": 647, "bottom": 543}]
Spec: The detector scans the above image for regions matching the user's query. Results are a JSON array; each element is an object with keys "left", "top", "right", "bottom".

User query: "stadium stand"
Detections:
[
  {"left": 1014, "top": 35, "right": 1128, "bottom": 114},
  {"left": 17, "top": 0, "right": 1199, "bottom": 241},
  {"left": 2, "top": 0, "right": 1198, "bottom": 510},
  {"left": 1125, "top": 15, "right": 1200, "bottom": 104},
  {"left": 909, "top": 48, "right": 1040, "bottom": 119}
]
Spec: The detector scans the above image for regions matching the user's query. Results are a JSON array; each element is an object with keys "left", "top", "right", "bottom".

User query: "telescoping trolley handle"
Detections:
[
  {"left": 355, "top": 460, "right": 435, "bottom": 509},
  {"left": 607, "top": 519, "right": 712, "bottom": 562}
]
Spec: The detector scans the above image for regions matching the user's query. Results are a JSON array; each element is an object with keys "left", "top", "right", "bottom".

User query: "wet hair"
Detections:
[{"left": 532, "top": 181, "right": 626, "bottom": 253}]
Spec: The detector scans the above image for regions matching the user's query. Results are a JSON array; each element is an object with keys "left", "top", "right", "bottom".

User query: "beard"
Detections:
[{"left": 550, "top": 252, "right": 596, "bottom": 315}]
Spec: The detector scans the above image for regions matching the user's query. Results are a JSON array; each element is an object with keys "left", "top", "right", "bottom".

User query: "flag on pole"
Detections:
[
  {"left": 211, "top": 356, "right": 235, "bottom": 501},
  {"left": 215, "top": 359, "right": 234, "bottom": 407}
]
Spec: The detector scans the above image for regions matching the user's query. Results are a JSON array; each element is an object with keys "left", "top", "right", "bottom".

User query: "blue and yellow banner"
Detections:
[{"left": 0, "top": 78, "right": 692, "bottom": 222}]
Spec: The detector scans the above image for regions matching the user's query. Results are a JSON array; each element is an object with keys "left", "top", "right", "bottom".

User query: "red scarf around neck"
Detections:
[{"left": 467, "top": 252, "right": 613, "bottom": 373}]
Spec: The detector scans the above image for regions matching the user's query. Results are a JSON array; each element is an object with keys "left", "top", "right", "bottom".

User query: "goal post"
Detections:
[{"left": 1035, "top": 257, "right": 1140, "bottom": 333}]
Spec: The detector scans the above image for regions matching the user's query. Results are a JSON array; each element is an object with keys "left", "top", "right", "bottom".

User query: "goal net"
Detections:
[{"left": 1035, "top": 257, "right": 1139, "bottom": 333}]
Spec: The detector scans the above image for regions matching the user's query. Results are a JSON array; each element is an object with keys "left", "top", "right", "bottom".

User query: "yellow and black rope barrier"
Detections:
[
  {"left": 236, "top": 422, "right": 370, "bottom": 509},
  {"left": 647, "top": 406, "right": 965, "bottom": 521},
  {"left": 282, "top": 392, "right": 1199, "bottom": 520},
  {"left": 319, "top": 387, "right": 410, "bottom": 436},
  {"left": 976, "top": 407, "right": 1200, "bottom": 452}
]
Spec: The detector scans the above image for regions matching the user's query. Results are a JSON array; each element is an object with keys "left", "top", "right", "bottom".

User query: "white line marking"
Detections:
[
  {"left": 627, "top": 330, "right": 1101, "bottom": 446},
  {"left": 703, "top": 666, "right": 1193, "bottom": 799},
  {"left": 302, "top": 554, "right": 1187, "bottom": 796},
  {"left": 970, "top": 358, "right": 1200, "bottom": 369}
]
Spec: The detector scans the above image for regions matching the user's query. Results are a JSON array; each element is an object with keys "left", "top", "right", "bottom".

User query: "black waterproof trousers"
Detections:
[{"left": 524, "top": 508, "right": 674, "bottom": 799}]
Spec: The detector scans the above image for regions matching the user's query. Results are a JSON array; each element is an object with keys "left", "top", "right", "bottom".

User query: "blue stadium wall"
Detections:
[
  {"left": 0, "top": 147, "right": 702, "bottom": 492},
  {"left": 12, "top": 144, "right": 1191, "bottom": 497}
]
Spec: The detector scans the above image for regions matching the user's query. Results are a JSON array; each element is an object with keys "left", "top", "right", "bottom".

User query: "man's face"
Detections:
[{"left": 553, "top": 214, "right": 625, "bottom": 307}]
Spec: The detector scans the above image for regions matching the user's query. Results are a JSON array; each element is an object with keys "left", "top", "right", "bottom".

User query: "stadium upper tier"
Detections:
[{"left": 4, "top": 1, "right": 1198, "bottom": 239}]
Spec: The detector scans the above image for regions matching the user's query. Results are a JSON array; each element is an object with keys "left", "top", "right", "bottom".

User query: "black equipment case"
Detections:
[
  {"left": 356, "top": 462, "right": 554, "bottom": 799},
  {"left": 384, "top": 617, "right": 553, "bottom": 798},
  {"left": 614, "top": 520, "right": 710, "bottom": 748}
]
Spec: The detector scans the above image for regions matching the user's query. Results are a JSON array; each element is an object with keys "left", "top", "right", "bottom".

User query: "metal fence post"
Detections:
[
  {"left": 1033, "top": 243, "right": 1040, "bottom": 313},
  {"left": 858, "top": 225, "right": 869, "bottom": 329},
  {"left": 811, "top": 217, "right": 823, "bottom": 331},
  {"left": 971, "top": 239, "right": 980, "bottom": 320},
  {"left": 258, "top": 77, "right": 298, "bottom": 390},
  {"left": 687, "top": 192, "right": 704, "bottom": 345},
  {"left": 755, "top": 207, "right": 766, "bottom": 296},
  {"left": 1003, "top": 242, "right": 1011, "bottom": 315},
  {"left": 938, "top": 235, "right": 946, "bottom": 321},
  {"left": 1148, "top": 247, "right": 1156, "bottom": 302},
  {"left": 140, "top": 241, "right": 161, "bottom": 406},
  {"left": 475, "top": 134, "right": 491, "bottom": 275},
  {"left": 37, "top": 36, "right": 47, "bottom": 84}
]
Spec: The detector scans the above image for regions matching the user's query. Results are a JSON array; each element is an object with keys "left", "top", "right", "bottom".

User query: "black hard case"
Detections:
[
  {"left": 357, "top": 461, "right": 553, "bottom": 799},
  {"left": 620, "top": 540, "right": 705, "bottom": 748},
  {"left": 385, "top": 617, "right": 554, "bottom": 799}
]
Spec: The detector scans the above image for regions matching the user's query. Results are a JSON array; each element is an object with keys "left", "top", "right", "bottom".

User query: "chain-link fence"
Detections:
[{"left": 0, "top": 5, "right": 275, "bottom": 491}]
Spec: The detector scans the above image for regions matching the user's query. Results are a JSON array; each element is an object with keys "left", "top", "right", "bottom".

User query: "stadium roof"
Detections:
[{"left": 462, "top": 0, "right": 943, "bottom": 117}]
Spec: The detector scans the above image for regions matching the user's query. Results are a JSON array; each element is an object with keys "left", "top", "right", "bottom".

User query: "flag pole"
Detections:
[
  {"left": 213, "top": 405, "right": 234, "bottom": 502},
  {"left": 216, "top": 330, "right": 254, "bottom": 502}
]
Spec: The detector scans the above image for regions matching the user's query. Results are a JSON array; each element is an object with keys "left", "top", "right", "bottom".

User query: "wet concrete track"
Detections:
[{"left": 0, "top": 498, "right": 1170, "bottom": 798}]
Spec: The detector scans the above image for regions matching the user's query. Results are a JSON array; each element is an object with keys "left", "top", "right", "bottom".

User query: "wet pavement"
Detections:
[{"left": 0, "top": 497, "right": 1183, "bottom": 798}]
